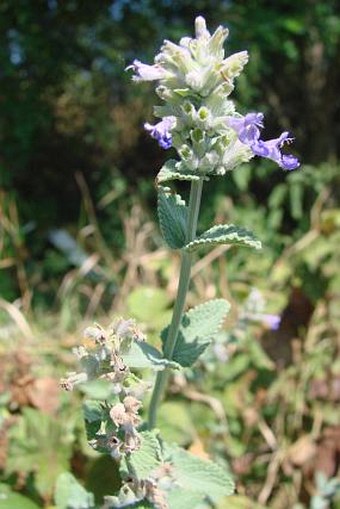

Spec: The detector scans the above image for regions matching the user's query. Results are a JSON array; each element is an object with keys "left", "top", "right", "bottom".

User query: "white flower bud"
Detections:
[{"left": 195, "top": 16, "right": 211, "bottom": 39}]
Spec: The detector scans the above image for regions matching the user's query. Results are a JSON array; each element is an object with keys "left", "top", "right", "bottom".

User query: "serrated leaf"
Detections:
[
  {"left": 161, "top": 299, "right": 230, "bottom": 367},
  {"left": 122, "top": 340, "right": 180, "bottom": 370},
  {"left": 168, "top": 446, "right": 235, "bottom": 502},
  {"left": 125, "top": 431, "right": 162, "bottom": 479},
  {"left": 184, "top": 224, "right": 261, "bottom": 252},
  {"left": 54, "top": 473, "right": 95, "bottom": 509},
  {"left": 156, "top": 159, "right": 201, "bottom": 184},
  {"left": 158, "top": 188, "right": 187, "bottom": 249}
]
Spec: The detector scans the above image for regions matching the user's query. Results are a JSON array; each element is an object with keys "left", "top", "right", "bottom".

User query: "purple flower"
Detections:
[
  {"left": 260, "top": 313, "right": 281, "bottom": 330},
  {"left": 251, "top": 132, "right": 300, "bottom": 171},
  {"left": 144, "top": 116, "right": 176, "bottom": 149},
  {"left": 228, "top": 113, "right": 263, "bottom": 145},
  {"left": 126, "top": 59, "right": 167, "bottom": 82},
  {"left": 228, "top": 113, "right": 300, "bottom": 171}
]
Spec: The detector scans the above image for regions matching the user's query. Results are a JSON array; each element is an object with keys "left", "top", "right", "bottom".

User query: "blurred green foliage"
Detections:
[{"left": 1, "top": 0, "right": 340, "bottom": 303}]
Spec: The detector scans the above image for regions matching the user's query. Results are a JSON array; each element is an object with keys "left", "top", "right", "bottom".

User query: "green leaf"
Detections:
[
  {"left": 6, "top": 408, "right": 73, "bottom": 498},
  {"left": 161, "top": 299, "right": 230, "bottom": 367},
  {"left": 103, "top": 497, "right": 153, "bottom": 509},
  {"left": 54, "top": 473, "right": 95, "bottom": 509},
  {"left": 158, "top": 402, "right": 195, "bottom": 445},
  {"left": 184, "top": 224, "right": 262, "bottom": 252},
  {"left": 158, "top": 187, "right": 187, "bottom": 249},
  {"left": 168, "top": 445, "right": 235, "bottom": 502},
  {"left": 80, "top": 379, "right": 112, "bottom": 400},
  {"left": 124, "top": 431, "right": 162, "bottom": 479},
  {"left": 167, "top": 488, "right": 204, "bottom": 509},
  {"left": 83, "top": 400, "right": 104, "bottom": 423},
  {"left": 156, "top": 159, "right": 201, "bottom": 184},
  {"left": 0, "top": 484, "right": 40, "bottom": 509},
  {"left": 127, "top": 286, "right": 172, "bottom": 329},
  {"left": 83, "top": 400, "right": 104, "bottom": 441},
  {"left": 122, "top": 340, "right": 180, "bottom": 370}
]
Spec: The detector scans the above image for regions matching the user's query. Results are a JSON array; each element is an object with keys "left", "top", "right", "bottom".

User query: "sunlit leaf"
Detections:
[
  {"left": 184, "top": 224, "right": 261, "bottom": 252},
  {"left": 158, "top": 187, "right": 187, "bottom": 249},
  {"left": 54, "top": 473, "right": 95, "bottom": 509},
  {"left": 161, "top": 299, "right": 230, "bottom": 367}
]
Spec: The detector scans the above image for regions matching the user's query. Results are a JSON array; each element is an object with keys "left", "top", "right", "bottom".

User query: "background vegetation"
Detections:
[{"left": 0, "top": 1, "right": 339, "bottom": 508}]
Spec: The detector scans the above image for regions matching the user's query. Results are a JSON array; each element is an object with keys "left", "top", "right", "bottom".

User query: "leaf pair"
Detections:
[
  {"left": 121, "top": 431, "right": 235, "bottom": 509},
  {"left": 54, "top": 429, "right": 235, "bottom": 508},
  {"left": 158, "top": 186, "right": 262, "bottom": 252}
]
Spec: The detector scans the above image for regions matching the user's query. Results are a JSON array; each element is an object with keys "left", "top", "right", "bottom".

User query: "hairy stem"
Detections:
[{"left": 148, "top": 178, "right": 204, "bottom": 428}]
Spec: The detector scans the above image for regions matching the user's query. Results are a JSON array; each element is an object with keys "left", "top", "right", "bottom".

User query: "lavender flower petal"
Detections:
[
  {"left": 228, "top": 113, "right": 264, "bottom": 145},
  {"left": 144, "top": 116, "right": 176, "bottom": 149},
  {"left": 252, "top": 132, "right": 300, "bottom": 170},
  {"left": 260, "top": 314, "right": 281, "bottom": 330},
  {"left": 229, "top": 114, "right": 300, "bottom": 171},
  {"left": 126, "top": 59, "right": 167, "bottom": 82}
]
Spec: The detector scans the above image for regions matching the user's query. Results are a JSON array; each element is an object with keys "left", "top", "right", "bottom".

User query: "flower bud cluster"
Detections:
[
  {"left": 61, "top": 318, "right": 148, "bottom": 459},
  {"left": 104, "top": 463, "right": 174, "bottom": 509},
  {"left": 128, "top": 16, "right": 299, "bottom": 173}
]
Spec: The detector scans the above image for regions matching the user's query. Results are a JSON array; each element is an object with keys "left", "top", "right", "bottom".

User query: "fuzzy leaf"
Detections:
[
  {"left": 54, "top": 473, "right": 95, "bottom": 509},
  {"left": 184, "top": 224, "right": 262, "bottom": 252},
  {"left": 161, "top": 299, "right": 230, "bottom": 367},
  {"left": 123, "top": 431, "right": 162, "bottom": 479},
  {"left": 167, "top": 488, "right": 204, "bottom": 509},
  {"left": 103, "top": 498, "right": 153, "bottom": 509},
  {"left": 168, "top": 445, "right": 235, "bottom": 502},
  {"left": 122, "top": 341, "right": 180, "bottom": 370},
  {"left": 83, "top": 400, "right": 104, "bottom": 423},
  {"left": 80, "top": 379, "right": 112, "bottom": 400},
  {"left": 156, "top": 159, "right": 201, "bottom": 184},
  {"left": 158, "top": 187, "right": 187, "bottom": 249},
  {"left": 83, "top": 400, "right": 105, "bottom": 441}
]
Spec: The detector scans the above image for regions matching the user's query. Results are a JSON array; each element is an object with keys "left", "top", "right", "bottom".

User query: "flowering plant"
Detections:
[{"left": 59, "top": 16, "right": 299, "bottom": 509}]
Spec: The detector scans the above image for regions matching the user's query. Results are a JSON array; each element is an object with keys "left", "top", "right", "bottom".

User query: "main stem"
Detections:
[{"left": 148, "top": 178, "right": 204, "bottom": 429}]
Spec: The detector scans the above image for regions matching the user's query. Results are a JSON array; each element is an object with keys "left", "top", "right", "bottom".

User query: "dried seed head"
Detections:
[{"left": 84, "top": 324, "right": 107, "bottom": 344}]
